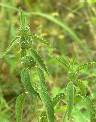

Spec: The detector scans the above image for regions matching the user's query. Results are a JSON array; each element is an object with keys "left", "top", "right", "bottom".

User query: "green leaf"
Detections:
[
  {"left": 77, "top": 61, "right": 96, "bottom": 72},
  {"left": 39, "top": 111, "right": 47, "bottom": 122},
  {"left": 77, "top": 80, "right": 87, "bottom": 96},
  {"left": 32, "top": 34, "right": 49, "bottom": 45},
  {"left": 20, "top": 10, "right": 26, "bottom": 29},
  {"left": 39, "top": 92, "right": 65, "bottom": 122},
  {"left": 21, "top": 56, "right": 36, "bottom": 69},
  {"left": 52, "top": 93, "right": 65, "bottom": 107},
  {"left": 56, "top": 56, "right": 70, "bottom": 72},
  {"left": 0, "top": 37, "right": 18, "bottom": 59},
  {"left": 86, "top": 97, "right": 96, "bottom": 122},
  {"left": 21, "top": 68, "right": 39, "bottom": 97},
  {"left": 15, "top": 93, "right": 25, "bottom": 122},
  {"left": 37, "top": 68, "right": 55, "bottom": 122},
  {"left": 66, "top": 81, "right": 74, "bottom": 119},
  {"left": 19, "top": 11, "right": 32, "bottom": 52},
  {"left": 31, "top": 49, "right": 48, "bottom": 74}
]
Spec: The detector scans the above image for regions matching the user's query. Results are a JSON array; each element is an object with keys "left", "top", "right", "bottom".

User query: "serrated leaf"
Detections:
[
  {"left": 0, "top": 37, "right": 18, "bottom": 59},
  {"left": 56, "top": 56, "right": 69, "bottom": 72},
  {"left": 77, "top": 80, "right": 87, "bottom": 96},
  {"left": 86, "top": 97, "right": 96, "bottom": 122},
  {"left": 52, "top": 93, "right": 65, "bottom": 107},
  {"left": 66, "top": 81, "right": 74, "bottom": 119},
  {"left": 37, "top": 68, "right": 55, "bottom": 122},
  {"left": 21, "top": 68, "right": 39, "bottom": 97},
  {"left": 31, "top": 49, "right": 48, "bottom": 74},
  {"left": 77, "top": 61, "right": 96, "bottom": 73},
  {"left": 32, "top": 34, "right": 49, "bottom": 45},
  {"left": 15, "top": 93, "right": 25, "bottom": 122}
]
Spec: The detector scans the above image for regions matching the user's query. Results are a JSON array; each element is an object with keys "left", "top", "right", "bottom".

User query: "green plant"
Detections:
[
  {"left": 0, "top": 10, "right": 55, "bottom": 122},
  {"left": 15, "top": 11, "right": 55, "bottom": 122},
  {"left": 57, "top": 56, "right": 96, "bottom": 121},
  {"left": 0, "top": 8, "right": 96, "bottom": 122}
]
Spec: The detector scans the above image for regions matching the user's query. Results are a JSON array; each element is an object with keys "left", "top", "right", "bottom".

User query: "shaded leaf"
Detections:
[
  {"left": 21, "top": 68, "right": 39, "bottom": 97},
  {"left": 15, "top": 93, "right": 25, "bottom": 122}
]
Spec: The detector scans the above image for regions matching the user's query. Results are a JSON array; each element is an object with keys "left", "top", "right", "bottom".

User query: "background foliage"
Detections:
[{"left": 0, "top": 0, "right": 96, "bottom": 122}]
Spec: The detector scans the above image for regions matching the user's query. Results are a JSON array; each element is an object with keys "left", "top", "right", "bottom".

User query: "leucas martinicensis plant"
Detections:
[
  {"left": 15, "top": 11, "right": 55, "bottom": 122},
  {"left": 0, "top": 10, "right": 96, "bottom": 122},
  {"left": 57, "top": 56, "right": 96, "bottom": 121},
  {"left": 0, "top": 10, "right": 54, "bottom": 122}
]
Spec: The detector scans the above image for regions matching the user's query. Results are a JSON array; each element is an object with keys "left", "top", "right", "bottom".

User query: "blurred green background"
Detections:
[{"left": 0, "top": 0, "right": 96, "bottom": 122}]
